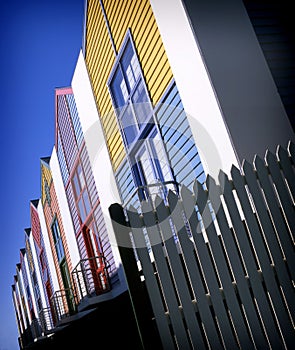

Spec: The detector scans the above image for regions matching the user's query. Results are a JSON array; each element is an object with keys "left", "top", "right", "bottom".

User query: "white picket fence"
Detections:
[{"left": 110, "top": 141, "right": 294, "bottom": 349}]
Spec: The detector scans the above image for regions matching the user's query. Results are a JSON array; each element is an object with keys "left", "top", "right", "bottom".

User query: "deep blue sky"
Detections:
[{"left": 0, "top": 0, "right": 84, "bottom": 348}]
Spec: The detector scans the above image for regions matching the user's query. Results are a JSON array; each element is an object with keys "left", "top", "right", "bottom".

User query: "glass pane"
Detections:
[
  {"left": 72, "top": 173, "right": 81, "bottom": 198},
  {"left": 78, "top": 198, "right": 86, "bottom": 222},
  {"left": 77, "top": 165, "right": 85, "bottom": 189},
  {"left": 111, "top": 68, "right": 127, "bottom": 108},
  {"left": 131, "top": 54, "right": 140, "bottom": 81},
  {"left": 83, "top": 190, "right": 91, "bottom": 217},
  {"left": 121, "top": 105, "right": 138, "bottom": 145},
  {"left": 132, "top": 80, "right": 152, "bottom": 124}
]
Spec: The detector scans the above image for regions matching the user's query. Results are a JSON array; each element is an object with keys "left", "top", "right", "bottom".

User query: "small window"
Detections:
[
  {"left": 51, "top": 218, "right": 65, "bottom": 263},
  {"left": 72, "top": 163, "right": 91, "bottom": 223}
]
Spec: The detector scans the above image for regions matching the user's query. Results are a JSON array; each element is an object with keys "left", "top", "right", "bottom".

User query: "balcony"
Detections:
[
  {"left": 50, "top": 288, "right": 77, "bottom": 324},
  {"left": 38, "top": 307, "right": 55, "bottom": 334},
  {"left": 72, "top": 255, "right": 111, "bottom": 308}
]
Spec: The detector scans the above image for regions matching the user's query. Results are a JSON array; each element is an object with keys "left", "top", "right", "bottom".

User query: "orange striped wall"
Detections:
[{"left": 41, "top": 163, "right": 73, "bottom": 292}]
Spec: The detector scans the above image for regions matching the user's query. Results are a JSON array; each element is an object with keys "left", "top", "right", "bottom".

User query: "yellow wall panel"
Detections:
[
  {"left": 85, "top": 0, "right": 174, "bottom": 171},
  {"left": 86, "top": 0, "right": 125, "bottom": 171},
  {"left": 41, "top": 163, "right": 53, "bottom": 206},
  {"left": 103, "top": 0, "right": 173, "bottom": 106}
]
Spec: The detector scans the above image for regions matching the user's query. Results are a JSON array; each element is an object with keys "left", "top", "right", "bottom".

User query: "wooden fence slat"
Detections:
[
  {"left": 127, "top": 206, "right": 175, "bottom": 350},
  {"left": 266, "top": 150, "right": 295, "bottom": 242},
  {"left": 243, "top": 160, "right": 295, "bottom": 319},
  {"left": 195, "top": 180, "right": 255, "bottom": 349},
  {"left": 182, "top": 182, "right": 238, "bottom": 349},
  {"left": 205, "top": 177, "right": 269, "bottom": 349},
  {"left": 277, "top": 146, "right": 295, "bottom": 199},
  {"left": 218, "top": 171, "right": 288, "bottom": 349},
  {"left": 231, "top": 165, "right": 295, "bottom": 336},
  {"left": 287, "top": 141, "right": 295, "bottom": 165},
  {"left": 155, "top": 196, "right": 206, "bottom": 350},
  {"left": 168, "top": 189, "right": 223, "bottom": 350},
  {"left": 140, "top": 200, "right": 192, "bottom": 349},
  {"left": 254, "top": 156, "right": 295, "bottom": 281}
]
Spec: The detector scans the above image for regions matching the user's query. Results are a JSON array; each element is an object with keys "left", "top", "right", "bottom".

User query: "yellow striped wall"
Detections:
[
  {"left": 85, "top": 0, "right": 173, "bottom": 171},
  {"left": 41, "top": 162, "right": 53, "bottom": 207}
]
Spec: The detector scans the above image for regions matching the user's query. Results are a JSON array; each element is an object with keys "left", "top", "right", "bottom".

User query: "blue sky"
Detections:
[{"left": 0, "top": 0, "right": 84, "bottom": 348}]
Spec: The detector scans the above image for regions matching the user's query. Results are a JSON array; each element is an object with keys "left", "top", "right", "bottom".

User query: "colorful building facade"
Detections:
[{"left": 83, "top": 0, "right": 206, "bottom": 206}]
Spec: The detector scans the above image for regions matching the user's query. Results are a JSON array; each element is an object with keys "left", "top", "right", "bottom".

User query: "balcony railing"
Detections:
[
  {"left": 50, "top": 288, "right": 77, "bottom": 324},
  {"left": 72, "top": 255, "right": 111, "bottom": 303},
  {"left": 38, "top": 307, "right": 54, "bottom": 334}
]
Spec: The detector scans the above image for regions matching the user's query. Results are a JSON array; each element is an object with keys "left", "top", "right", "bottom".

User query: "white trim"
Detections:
[
  {"left": 72, "top": 51, "right": 127, "bottom": 291},
  {"left": 28, "top": 230, "right": 47, "bottom": 309},
  {"left": 38, "top": 201, "right": 60, "bottom": 293},
  {"left": 150, "top": 0, "right": 240, "bottom": 179}
]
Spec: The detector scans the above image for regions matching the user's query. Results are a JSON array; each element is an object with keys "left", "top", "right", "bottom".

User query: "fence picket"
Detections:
[
  {"left": 242, "top": 160, "right": 295, "bottom": 321},
  {"left": 140, "top": 200, "right": 192, "bottom": 349},
  {"left": 219, "top": 171, "right": 286, "bottom": 349},
  {"left": 168, "top": 189, "right": 222, "bottom": 349},
  {"left": 231, "top": 164, "right": 295, "bottom": 346},
  {"left": 109, "top": 142, "right": 295, "bottom": 350},
  {"left": 206, "top": 175, "right": 269, "bottom": 349},
  {"left": 127, "top": 205, "right": 175, "bottom": 350},
  {"left": 254, "top": 156, "right": 295, "bottom": 281},
  {"left": 288, "top": 141, "right": 295, "bottom": 164},
  {"left": 277, "top": 146, "right": 295, "bottom": 199},
  {"left": 155, "top": 196, "right": 206, "bottom": 349},
  {"left": 181, "top": 181, "right": 238, "bottom": 349},
  {"left": 198, "top": 177, "right": 256, "bottom": 349},
  {"left": 266, "top": 150, "right": 295, "bottom": 242}
]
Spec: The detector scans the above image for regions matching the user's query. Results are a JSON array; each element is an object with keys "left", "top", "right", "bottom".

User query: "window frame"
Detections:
[
  {"left": 51, "top": 216, "right": 65, "bottom": 264},
  {"left": 107, "top": 29, "right": 154, "bottom": 149}
]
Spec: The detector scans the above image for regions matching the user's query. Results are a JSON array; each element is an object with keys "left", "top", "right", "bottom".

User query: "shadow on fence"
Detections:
[{"left": 109, "top": 141, "right": 295, "bottom": 349}]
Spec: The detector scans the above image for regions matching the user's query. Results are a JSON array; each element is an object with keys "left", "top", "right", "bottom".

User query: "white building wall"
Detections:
[
  {"left": 18, "top": 269, "right": 31, "bottom": 325},
  {"left": 150, "top": 0, "right": 240, "bottom": 179},
  {"left": 37, "top": 201, "right": 59, "bottom": 293},
  {"left": 28, "top": 230, "right": 47, "bottom": 309},
  {"left": 12, "top": 289, "right": 24, "bottom": 334},
  {"left": 23, "top": 252, "right": 38, "bottom": 319},
  {"left": 50, "top": 147, "right": 80, "bottom": 269},
  {"left": 72, "top": 51, "right": 127, "bottom": 291}
]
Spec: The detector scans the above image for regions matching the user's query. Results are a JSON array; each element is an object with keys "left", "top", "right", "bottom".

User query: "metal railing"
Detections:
[
  {"left": 38, "top": 307, "right": 54, "bottom": 334},
  {"left": 72, "top": 255, "right": 111, "bottom": 303},
  {"left": 50, "top": 288, "right": 77, "bottom": 323}
]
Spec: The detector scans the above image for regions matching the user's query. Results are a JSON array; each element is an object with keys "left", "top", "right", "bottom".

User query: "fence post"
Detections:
[{"left": 109, "top": 203, "right": 162, "bottom": 350}]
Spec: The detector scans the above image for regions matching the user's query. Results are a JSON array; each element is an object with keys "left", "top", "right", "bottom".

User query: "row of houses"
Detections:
[{"left": 12, "top": 0, "right": 294, "bottom": 349}]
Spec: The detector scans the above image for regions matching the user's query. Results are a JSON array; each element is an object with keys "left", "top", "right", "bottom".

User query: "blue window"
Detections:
[
  {"left": 109, "top": 35, "right": 153, "bottom": 147},
  {"left": 51, "top": 218, "right": 65, "bottom": 263}
]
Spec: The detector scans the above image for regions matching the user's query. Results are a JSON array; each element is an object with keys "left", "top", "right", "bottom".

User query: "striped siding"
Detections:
[
  {"left": 57, "top": 95, "right": 78, "bottom": 172},
  {"left": 156, "top": 83, "right": 206, "bottom": 189},
  {"left": 41, "top": 163, "right": 53, "bottom": 206},
  {"left": 80, "top": 146, "right": 98, "bottom": 208},
  {"left": 42, "top": 166, "right": 73, "bottom": 292},
  {"left": 56, "top": 90, "right": 118, "bottom": 286},
  {"left": 65, "top": 183, "right": 80, "bottom": 234},
  {"left": 85, "top": 0, "right": 174, "bottom": 171},
  {"left": 57, "top": 134, "right": 69, "bottom": 185},
  {"left": 66, "top": 94, "right": 83, "bottom": 149},
  {"left": 85, "top": 0, "right": 124, "bottom": 170},
  {"left": 115, "top": 159, "right": 136, "bottom": 205},
  {"left": 103, "top": 0, "right": 173, "bottom": 106}
]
